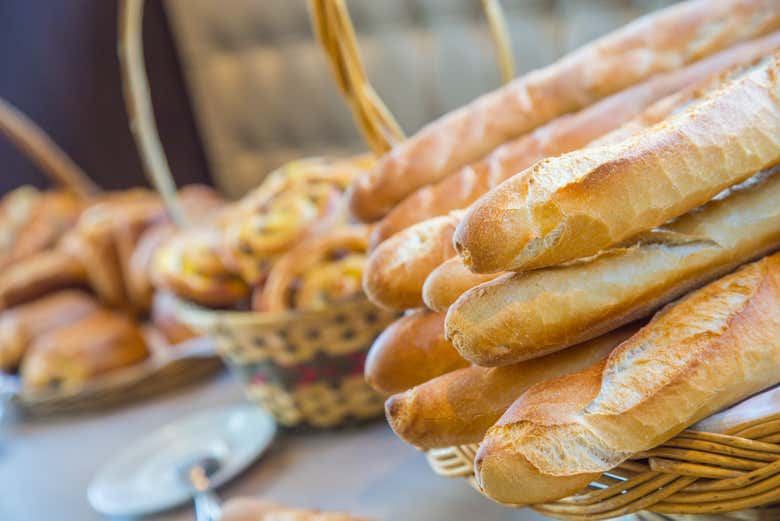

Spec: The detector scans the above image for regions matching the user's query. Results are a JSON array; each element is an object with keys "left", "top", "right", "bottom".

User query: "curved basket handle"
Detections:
[
  {"left": 309, "top": 0, "right": 516, "bottom": 155},
  {"left": 117, "top": 0, "right": 188, "bottom": 228},
  {"left": 0, "top": 97, "right": 99, "bottom": 199}
]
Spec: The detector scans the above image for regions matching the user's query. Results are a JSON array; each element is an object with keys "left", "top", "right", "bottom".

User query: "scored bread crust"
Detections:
[
  {"left": 421, "top": 257, "right": 500, "bottom": 312},
  {"left": 364, "top": 309, "right": 468, "bottom": 395},
  {"left": 385, "top": 324, "right": 637, "bottom": 449},
  {"left": 369, "top": 29, "right": 780, "bottom": 246},
  {"left": 362, "top": 212, "right": 462, "bottom": 310},
  {"left": 447, "top": 166, "right": 780, "bottom": 366},
  {"left": 477, "top": 252, "right": 780, "bottom": 505},
  {"left": 455, "top": 53, "right": 780, "bottom": 273},
  {"left": 348, "top": 0, "right": 780, "bottom": 223}
]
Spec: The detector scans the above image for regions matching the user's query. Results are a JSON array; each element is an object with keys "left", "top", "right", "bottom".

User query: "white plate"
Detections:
[{"left": 87, "top": 404, "right": 276, "bottom": 517}]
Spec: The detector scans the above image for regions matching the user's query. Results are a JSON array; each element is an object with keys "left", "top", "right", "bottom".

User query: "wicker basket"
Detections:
[{"left": 426, "top": 413, "right": 780, "bottom": 519}]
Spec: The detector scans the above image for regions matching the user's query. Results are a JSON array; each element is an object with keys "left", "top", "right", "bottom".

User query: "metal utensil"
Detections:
[{"left": 178, "top": 455, "right": 222, "bottom": 521}]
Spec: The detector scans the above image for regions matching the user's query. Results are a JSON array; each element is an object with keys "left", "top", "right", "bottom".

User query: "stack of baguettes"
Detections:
[{"left": 351, "top": 0, "right": 780, "bottom": 508}]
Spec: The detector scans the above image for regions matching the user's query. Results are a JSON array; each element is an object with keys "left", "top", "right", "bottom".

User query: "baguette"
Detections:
[
  {"left": 348, "top": 0, "right": 780, "bottom": 222},
  {"left": 421, "top": 257, "right": 499, "bottom": 313},
  {"left": 363, "top": 212, "right": 461, "bottom": 310},
  {"left": 476, "top": 252, "right": 780, "bottom": 505},
  {"left": 364, "top": 310, "right": 467, "bottom": 395},
  {"left": 448, "top": 165, "right": 780, "bottom": 366},
  {"left": 0, "top": 290, "right": 99, "bottom": 371},
  {"left": 369, "top": 30, "right": 780, "bottom": 246},
  {"left": 455, "top": 53, "right": 780, "bottom": 273},
  {"left": 386, "top": 324, "right": 637, "bottom": 449}
]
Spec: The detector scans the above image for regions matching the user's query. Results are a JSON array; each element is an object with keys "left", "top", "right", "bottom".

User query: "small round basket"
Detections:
[
  {"left": 426, "top": 412, "right": 780, "bottom": 520},
  {"left": 171, "top": 296, "right": 397, "bottom": 428}
]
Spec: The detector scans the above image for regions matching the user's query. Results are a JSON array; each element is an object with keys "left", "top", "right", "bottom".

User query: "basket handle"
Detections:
[
  {"left": 309, "top": 0, "right": 516, "bottom": 155},
  {"left": 0, "top": 97, "right": 99, "bottom": 199},
  {"left": 117, "top": 0, "right": 188, "bottom": 228}
]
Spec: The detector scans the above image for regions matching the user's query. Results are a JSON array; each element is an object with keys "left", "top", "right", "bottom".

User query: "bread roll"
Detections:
[
  {"left": 363, "top": 212, "right": 461, "bottom": 310},
  {"left": 348, "top": 0, "right": 780, "bottom": 222},
  {"left": 364, "top": 310, "right": 467, "bottom": 395},
  {"left": 421, "top": 257, "right": 499, "bottom": 312},
  {"left": 221, "top": 498, "right": 371, "bottom": 521},
  {"left": 0, "top": 249, "right": 87, "bottom": 310},
  {"left": 21, "top": 310, "right": 150, "bottom": 391},
  {"left": 369, "top": 29, "right": 780, "bottom": 246},
  {"left": 0, "top": 290, "right": 99, "bottom": 371},
  {"left": 385, "top": 324, "right": 637, "bottom": 449},
  {"left": 455, "top": 54, "right": 780, "bottom": 273},
  {"left": 476, "top": 252, "right": 780, "bottom": 505},
  {"left": 448, "top": 165, "right": 780, "bottom": 366}
]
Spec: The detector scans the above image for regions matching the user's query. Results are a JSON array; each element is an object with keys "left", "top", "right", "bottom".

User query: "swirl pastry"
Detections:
[
  {"left": 152, "top": 226, "right": 249, "bottom": 308},
  {"left": 21, "top": 309, "right": 150, "bottom": 391},
  {"left": 222, "top": 156, "right": 372, "bottom": 285},
  {"left": 254, "top": 226, "right": 368, "bottom": 312}
]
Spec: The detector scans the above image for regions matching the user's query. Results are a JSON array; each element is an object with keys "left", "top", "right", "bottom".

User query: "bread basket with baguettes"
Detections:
[
  {"left": 339, "top": 0, "right": 780, "bottom": 518},
  {"left": 0, "top": 97, "right": 223, "bottom": 415}
]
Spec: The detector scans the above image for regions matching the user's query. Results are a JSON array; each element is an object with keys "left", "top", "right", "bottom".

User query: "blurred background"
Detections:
[{"left": 0, "top": 0, "right": 675, "bottom": 197}]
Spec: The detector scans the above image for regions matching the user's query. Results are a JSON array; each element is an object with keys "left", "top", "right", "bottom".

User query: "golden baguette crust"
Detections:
[
  {"left": 455, "top": 54, "right": 780, "bottom": 273},
  {"left": 369, "top": 30, "right": 780, "bottom": 246},
  {"left": 349, "top": 0, "right": 780, "bottom": 222},
  {"left": 362, "top": 212, "right": 461, "bottom": 310},
  {"left": 364, "top": 310, "right": 467, "bottom": 394},
  {"left": 448, "top": 166, "right": 780, "bottom": 366},
  {"left": 421, "top": 257, "right": 499, "bottom": 313},
  {"left": 477, "top": 252, "right": 780, "bottom": 505},
  {"left": 385, "top": 325, "right": 637, "bottom": 449}
]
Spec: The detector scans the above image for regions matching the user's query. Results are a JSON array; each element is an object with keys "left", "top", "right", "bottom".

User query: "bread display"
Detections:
[
  {"left": 362, "top": 212, "right": 461, "bottom": 310},
  {"left": 21, "top": 309, "right": 150, "bottom": 391},
  {"left": 455, "top": 54, "right": 780, "bottom": 273},
  {"left": 348, "top": 0, "right": 780, "bottom": 223},
  {"left": 385, "top": 324, "right": 638, "bottom": 449},
  {"left": 447, "top": 165, "right": 780, "bottom": 366},
  {"left": 0, "top": 290, "right": 99, "bottom": 371},
  {"left": 254, "top": 225, "right": 368, "bottom": 312},
  {"left": 364, "top": 309, "right": 467, "bottom": 395},
  {"left": 369, "top": 29, "right": 780, "bottom": 246},
  {"left": 475, "top": 252, "right": 780, "bottom": 505}
]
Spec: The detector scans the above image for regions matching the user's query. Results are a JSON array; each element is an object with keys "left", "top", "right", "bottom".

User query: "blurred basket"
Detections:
[
  {"left": 117, "top": 0, "right": 510, "bottom": 427},
  {"left": 172, "top": 296, "right": 397, "bottom": 427},
  {"left": 426, "top": 414, "right": 780, "bottom": 519}
]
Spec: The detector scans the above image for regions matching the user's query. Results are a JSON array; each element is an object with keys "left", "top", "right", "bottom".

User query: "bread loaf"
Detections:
[
  {"left": 0, "top": 249, "right": 87, "bottom": 310},
  {"left": 363, "top": 212, "right": 461, "bottom": 310},
  {"left": 370, "top": 29, "right": 780, "bottom": 246},
  {"left": 455, "top": 53, "right": 780, "bottom": 273},
  {"left": 421, "top": 257, "right": 499, "bottom": 313},
  {"left": 364, "top": 310, "right": 467, "bottom": 394},
  {"left": 385, "top": 324, "right": 637, "bottom": 449},
  {"left": 0, "top": 290, "right": 99, "bottom": 371},
  {"left": 448, "top": 165, "right": 780, "bottom": 366},
  {"left": 348, "top": 0, "right": 780, "bottom": 222},
  {"left": 476, "top": 252, "right": 780, "bottom": 505}
]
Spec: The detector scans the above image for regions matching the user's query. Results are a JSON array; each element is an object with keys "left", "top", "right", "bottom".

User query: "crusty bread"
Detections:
[
  {"left": 369, "top": 29, "right": 780, "bottom": 246},
  {"left": 364, "top": 309, "right": 467, "bottom": 395},
  {"left": 421, "top": 257, "right": 499, "bottom": 313},
  {"left": 0, "top": 290, "right": 99, "bottom": 371},
  {"left": 448, "top": 166, "right": 780, "bottom": 366},
  {"left": 0, "top": 249, "right": 87, "bottom": 310},
  {"left": 220, "top": 498, "right": 372, "bottom": 521},
  {"left": 476, "top": 252, "right": 780, "bottom": 505},
  {"left": 385, "top": 324, "right": 637, "bottom": 449},
  {"left": 455, "top": 53, "right": 780, "bottom": 273},
  {"left": 348, "top": 0, "right": 780, "bottom": 222},
  {"left": 362, "top": 212, "right": 462, "bottom": 310}
]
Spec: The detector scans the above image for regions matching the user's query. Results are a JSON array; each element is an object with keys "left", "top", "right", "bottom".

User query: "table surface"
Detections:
[{"left": 1, "top": 372, "right": 560, "bottom": 521}]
